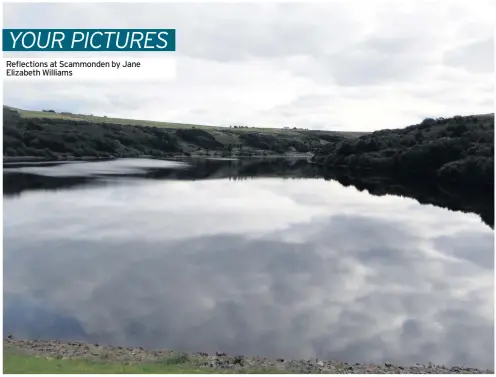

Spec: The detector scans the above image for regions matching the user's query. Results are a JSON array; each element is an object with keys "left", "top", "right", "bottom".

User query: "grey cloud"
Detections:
[
  {"left": 4, "top": 294, "right": 87, "bottom": 341},
  {"left": 444, "top": 38, "right": 494, "bottom": 73},
  {"left": 4, "top": 208, "right": 493, "bottom": 368},
  {"left": 434, "top": 231, "right": 494, "bottom": 269},
  {"left": 323, "top": 50, "right": 432, "bottom": 86},
  {"left": 277, "top": 39, "right": 436, "bottom": 87},
  {"left": 359, "top": 36, "right": 424, "bottom": 55}
]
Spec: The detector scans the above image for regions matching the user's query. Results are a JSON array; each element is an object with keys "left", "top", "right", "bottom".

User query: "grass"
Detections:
[
  {"left": 3, "top": 353, "right": 219, "bottom": 374},
  {"left": 11, "top": 107, "right": 302, "bottom": 135},
  {"left": 3, "top": 347, "right": 287, "bottom": 374},
  {"left": 7, "top": 106, "right": 365, "bottom": 138},
  {"left": 15, "top": 108, "right": 217, "bottom": 130}
]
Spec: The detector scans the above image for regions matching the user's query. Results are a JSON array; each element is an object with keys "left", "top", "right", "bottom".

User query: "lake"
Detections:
[{"left": 3, "top": 158, "right": 494, "bottom": 369}]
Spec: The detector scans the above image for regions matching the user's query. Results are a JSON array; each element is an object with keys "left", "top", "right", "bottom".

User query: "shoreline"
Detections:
[
  {"left": 4, "top": 339, "right": 492, "bottom": 374},
  {"left": 3, "top": 153, "right": 314, "bottom": 164}
]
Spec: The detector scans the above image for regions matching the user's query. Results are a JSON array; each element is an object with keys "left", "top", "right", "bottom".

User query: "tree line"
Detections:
[
  {"left": 3, "top": 107, "right": 351, "bottom": 160},
  {"left": 313, "top": 114, "right": 494, "bottom": 191}
]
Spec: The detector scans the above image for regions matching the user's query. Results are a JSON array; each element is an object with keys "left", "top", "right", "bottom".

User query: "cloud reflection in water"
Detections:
[{"left": 3, "top": 173, "right": 493, "bottom": 369}]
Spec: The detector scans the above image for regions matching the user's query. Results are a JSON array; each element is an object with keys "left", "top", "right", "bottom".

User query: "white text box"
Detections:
[{"left": 2, "top": 58, "right": 176, "bottom": 81}]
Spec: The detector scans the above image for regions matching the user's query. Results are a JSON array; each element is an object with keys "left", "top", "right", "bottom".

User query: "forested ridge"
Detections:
[
  {"left": 3, "top": 107, "right": 181, "bottom": 159},
  {"left": 3, "top": 106, "right": 362, "bottom": 160},
  {"left": 313, "top": 114, "right": 494, "bottom": 190}
]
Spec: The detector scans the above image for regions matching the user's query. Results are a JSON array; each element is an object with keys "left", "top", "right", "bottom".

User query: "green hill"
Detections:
[{"left": 3, "top": 106, "right": 366, "bottom": 160}]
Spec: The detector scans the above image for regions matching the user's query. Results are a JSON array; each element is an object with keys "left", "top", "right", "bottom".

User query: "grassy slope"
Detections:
[
  {"left": 9, "top": 106, "right": 365, "bottom": 138},
  {"left": 3, "top": 347, "right": 284, "bottom": 374},
  {"left": 4, "top": 353, "right": 216, "bottom": 374}
]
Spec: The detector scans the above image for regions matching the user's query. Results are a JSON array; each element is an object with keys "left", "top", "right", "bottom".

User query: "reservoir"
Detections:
[{"left": 3, "top": 158, "right": 493, "bottom": 369}]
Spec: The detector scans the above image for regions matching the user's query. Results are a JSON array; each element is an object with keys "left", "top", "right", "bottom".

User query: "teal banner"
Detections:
[{"left": 2, "top": 29, "right": 176, "bottom": 51}]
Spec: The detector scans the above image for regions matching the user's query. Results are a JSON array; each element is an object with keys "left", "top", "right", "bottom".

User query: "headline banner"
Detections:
[{"left": 2, "top": 29, "right": 176, "bottom": 51}]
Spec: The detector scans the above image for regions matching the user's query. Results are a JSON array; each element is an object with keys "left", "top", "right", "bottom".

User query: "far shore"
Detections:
[{"left": 3, "top": 153, "right": 314, "bottom": 164}]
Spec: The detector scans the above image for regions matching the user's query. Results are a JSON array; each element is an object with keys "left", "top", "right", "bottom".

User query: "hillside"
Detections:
[
  {"left": 3, "top": 106, "right": 365, "bottom": 161},
  {"left": 313, "top": 114, "right": 494, "bottom": 191}
]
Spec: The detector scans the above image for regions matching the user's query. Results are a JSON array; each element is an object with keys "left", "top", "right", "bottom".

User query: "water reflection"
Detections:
[
  {"left": 323, "top": 171, "right": 494, "bottom": 229},
  {"left": 4, "top": 294, "right": 87, "bottom": 341},
  {"left": 3, "top": 158, "right": 494, "bottom": 369},
  {"left": 4, "top": 158, "right": 492, "bottom": 227}
]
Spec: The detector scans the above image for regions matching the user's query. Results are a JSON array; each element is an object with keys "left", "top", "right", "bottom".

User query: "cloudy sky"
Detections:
[{"left": 3, "top": 1, "right": 494, "bottom": 131}]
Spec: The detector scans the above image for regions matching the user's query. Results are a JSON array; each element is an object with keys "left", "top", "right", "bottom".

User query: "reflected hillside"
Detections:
[
  {"left": 3, "top": 173, "right": 95, "bottom": 196},
  {"left": 3, "top": 158, "right": 320, "bottom": 196},
  {"left": 4, "top": 157, "right": 493, "bottom": 228},
  {"left": 323, "top": 171, "right": 494, "bottom": 228},
  {"left": 143, "top": 158, "right": 322, "bottom": 180}
]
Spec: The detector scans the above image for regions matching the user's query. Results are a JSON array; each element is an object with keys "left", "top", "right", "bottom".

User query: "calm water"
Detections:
[{"left": 3, "top": 158, "right": 494, "bottom": 369}]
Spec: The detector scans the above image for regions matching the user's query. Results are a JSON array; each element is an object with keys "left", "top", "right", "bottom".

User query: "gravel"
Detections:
[{"left": 4, "top": 338, "right": 493, "bottom": 374}]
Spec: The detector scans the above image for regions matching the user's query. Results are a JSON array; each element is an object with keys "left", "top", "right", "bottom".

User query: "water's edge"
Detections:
[
  {"left": 3, "top": 152, "right": 313, "bottom": 163},
  {"left": 4, "top": 339, "right": 492, "bottom": 374}
]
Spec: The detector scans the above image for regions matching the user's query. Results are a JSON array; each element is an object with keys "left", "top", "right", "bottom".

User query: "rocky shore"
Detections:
[{"left": 4, "top": 339, "right": 493, "bottom": 374}]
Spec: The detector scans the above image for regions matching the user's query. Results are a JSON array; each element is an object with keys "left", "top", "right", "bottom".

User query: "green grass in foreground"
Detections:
[
  {"left": 3, "top": 351, "right": 286, "bottom": 374},
  {"left": 3, "top": 354, "right": 213, "bottom": 374}
]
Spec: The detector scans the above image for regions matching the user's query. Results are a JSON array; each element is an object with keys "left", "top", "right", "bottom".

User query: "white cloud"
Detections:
[
  {"left": 4, "top": 176, "right": 493, "bottom": 368},
  {"left": 3, "top": 1, "right": 494, "bottom": 131}
]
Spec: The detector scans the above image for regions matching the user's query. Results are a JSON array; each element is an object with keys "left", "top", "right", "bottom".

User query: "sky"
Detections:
[{"left": 3, "top": 1, "right": 495, "bottom": 131}]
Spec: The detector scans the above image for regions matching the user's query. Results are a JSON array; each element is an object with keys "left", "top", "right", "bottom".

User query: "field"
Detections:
[
  {"left": 9, "top": 106, "right": 366, "bottom": 138},
  {"left": 6, "top": 106, "right": 366, "bottom": 137},
  {"left": 3, "top": 347, "right": 283, "bottom": 374}
]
